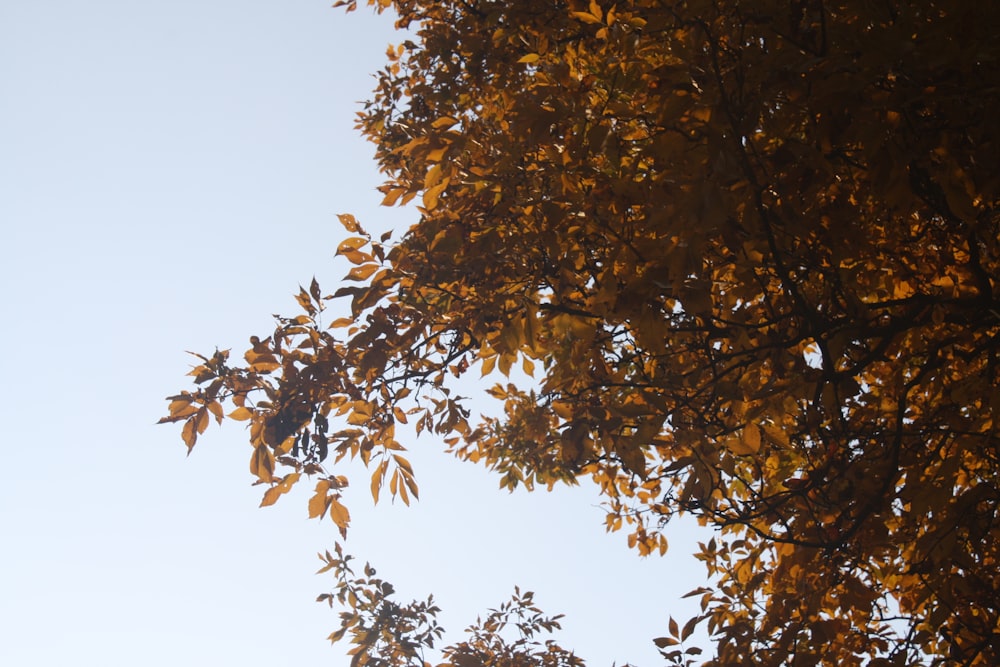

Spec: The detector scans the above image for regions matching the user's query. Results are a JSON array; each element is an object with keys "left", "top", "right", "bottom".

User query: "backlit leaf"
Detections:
[
  {"left": 570, "top": 11, "right": 602, "bottom": 25},
  {"left": 346, "top": 264, "right": 379, "bottom": 281},
  {"left": 228, "top": 407, "right": 253, "bottom": 421}
]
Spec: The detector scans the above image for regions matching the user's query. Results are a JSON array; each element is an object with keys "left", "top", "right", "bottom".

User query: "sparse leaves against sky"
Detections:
[{"left": 165, "top": 1, "right": 1000, "bottom": 664}]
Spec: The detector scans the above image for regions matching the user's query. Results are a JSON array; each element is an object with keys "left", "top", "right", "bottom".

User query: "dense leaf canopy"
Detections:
[{"left": 164, "top": 1, "right": 1000, "bottom": 664}]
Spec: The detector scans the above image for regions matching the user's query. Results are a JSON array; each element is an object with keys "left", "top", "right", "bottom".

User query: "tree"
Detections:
[{"left": 162, "top": 1, "right": 1000, "bottom": 664}]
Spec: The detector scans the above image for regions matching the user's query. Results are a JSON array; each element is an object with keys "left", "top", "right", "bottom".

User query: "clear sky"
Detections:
[{"left": 0, "top": 2, "right": 710, "bottom": 665}]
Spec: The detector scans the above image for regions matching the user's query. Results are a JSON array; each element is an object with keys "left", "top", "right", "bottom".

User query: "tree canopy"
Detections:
[{"left": 162, "top": 1, "right": 1000, "bottom": 664}]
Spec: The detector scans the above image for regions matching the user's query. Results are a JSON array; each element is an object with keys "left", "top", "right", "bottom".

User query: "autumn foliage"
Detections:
[{"left": 162, "top": 0, "right": 1000, "bottom": 664}]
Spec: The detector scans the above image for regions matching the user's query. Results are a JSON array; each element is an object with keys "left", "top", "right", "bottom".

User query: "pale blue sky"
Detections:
[{"left": 0, "top": 2, "right": 708, "bottom": 665}]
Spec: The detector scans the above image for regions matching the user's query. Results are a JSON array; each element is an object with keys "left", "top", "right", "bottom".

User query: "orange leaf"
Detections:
[
  {"left": 431, "top": 116, "right": 459, "bottom": 129},
  {"left": 328, "top": 317, "right": 355, "bottom": 329},
  {"left": 729, "top": 425, "right": 762, "bottom": 456},
  {"left": 181, "top": 418, "right": 196, "bottom": 451},
  {"left": 346, "top": 264, "right": 379, "bottom": 281},
  {"left": 260, "top": 473, "right": 300, "bottom": 507},
  {"left": 570, "top": 11, "right": 602, "bottom": 24},
  {"left": 328, "top": 498, "right": 351, "bottom": 532},
  {"left": 336, "top": 213, "right": 360, "bottom": 232},
  {"left": 308, "top": 480, "right": 332, "bottom": 519},
  {"left": 207, "top": 400, "right": 224, "bottom": 424},
  {"left": 228, "top": 406, "right": 253, "bottom": 421},
  {"left": 250, "top": 445, "right": 275, "bottom": 482}
]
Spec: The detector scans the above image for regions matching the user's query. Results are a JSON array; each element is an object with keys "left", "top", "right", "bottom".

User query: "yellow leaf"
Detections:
[
  {"left": 308, "top": 480, "right": 331, "bottom": 519},
  {"left": 248, "top": 359, "right": 280, "bottom": 373},
  {"left": 518, "top": 53, "right": 541, "bottom": 64},
  {"left": 195, "top": 408, "right": 210, "bottom": 435},
  {"left": 729, "top": 425, "right": 762, "bottom": 456},
  {"left": 422, "top": 181, "right": 448, "bottom": 211},
  {"left": 431, "top": 116, "right": 459, "bottom": 129},
  {"left": 336, "top": 213, "right": 360, "bottom": 232},
  {"left": 570, "top": 11, "right": 602, "bottom": 24},
  {"left": 347, "top": 411, "right": 371, "bottom": 426},
  {"left": 426, "top": 146, "right": 448, "bottom": 162},
  {"left": 328, "top": 497, "right": 351, "bottom": 531},
  {"left": 346, "top": 263, "right": 379, "bottom": 281},
  {"left": 328, "top": 317, "right": 355, "bottom": 329},
  {"left": 370, "top": 460, "right": 388, "bottom": 504},
  {"left": 380, "top": 188, "right": 405, "bottom": 206},
  {"left": 260, "top": 485, "right": 283, "bottom": 508},
  {"left": 207, "top": 400, "right": 224, "bottom": 424},
  {"left": 689, "top": 107, "right": 712, "bottom": 122},
  {"left": 336, "top": 237, "right": 368, "bottom": 255},
  {"left": 481, "top": 354, "right": 497, "bottom": 376},
  {"left": 394, "top": 455, "right": 414, "bottom": 475},
  {"left": 181, "top": 418, "right": 196, "bottom": 451},
  {"left": 260, "top": 472, "right": 300, "bottom": 507},
  {"left": 167, "top": 397, "right": 195, "bottom": 417},
  {"left": 424, "top": 163, "right": 444, "bottom": 189},
  {"left": 339, "top": 248, "right": 373, "bottom": 265},
  {"left": 552, "top": 401, "right": 574, "bottom": 420},
  {"left": 228, "top": 406, "right": 252, "bottom": 421},
  {"left": 308, "top": 494, "right": 328, "bottom": 519},
  {"left": 761, "top": 422, "right": 789, "bottom": 448},
  {"left": 588, "top": 0, "right": 603, "bottom": 21}
]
